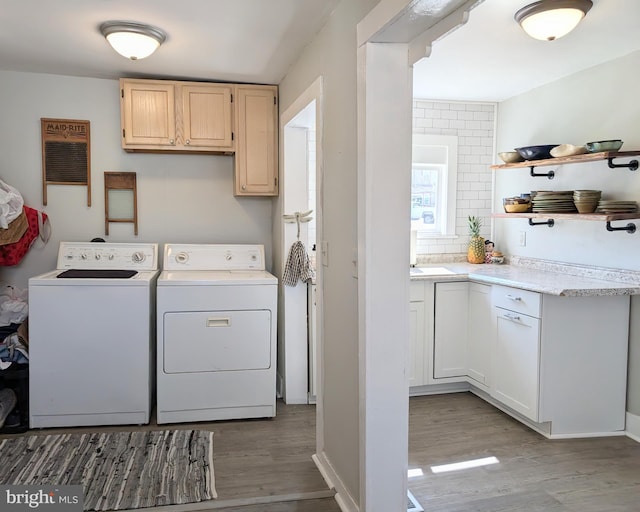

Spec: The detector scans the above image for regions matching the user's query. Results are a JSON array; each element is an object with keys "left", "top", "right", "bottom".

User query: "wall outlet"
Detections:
[{"left": 519, "top": 231, "right": 526, "bottom": 247}]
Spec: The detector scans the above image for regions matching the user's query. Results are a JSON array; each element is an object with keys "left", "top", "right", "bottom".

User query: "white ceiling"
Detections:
[
  {"left": 413, "top": 0, "right": 640, "bottom": 102},
  {"left": 0, "top": 0, "right": 340, "bottom": 84},
  {"left": 2, "top": 1, "right": 638, "bottom": 102}
]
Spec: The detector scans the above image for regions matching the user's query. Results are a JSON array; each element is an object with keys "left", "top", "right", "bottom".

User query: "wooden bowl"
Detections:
[{"left": 504, "top": 203, "right": 531, "bottom": 213}]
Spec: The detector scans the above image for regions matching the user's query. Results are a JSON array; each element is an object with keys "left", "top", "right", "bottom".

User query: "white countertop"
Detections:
[{"left": 410, "top": 262, "right": 640, "bottom": 296}]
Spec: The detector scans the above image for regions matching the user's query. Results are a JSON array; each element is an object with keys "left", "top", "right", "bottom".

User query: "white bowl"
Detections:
[{"left": 550, "top": 144, "right": 587, "bottom": 158}]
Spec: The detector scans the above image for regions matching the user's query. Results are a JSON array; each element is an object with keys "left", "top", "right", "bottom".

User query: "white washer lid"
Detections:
[{"left": 29, "top": 269, "right": 160, "bottom": 286}]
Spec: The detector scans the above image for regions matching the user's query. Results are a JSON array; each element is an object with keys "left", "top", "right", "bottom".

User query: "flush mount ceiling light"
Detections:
[
  {"left": 100, "top": 21, "right": 166, "bottom": 60},
  {"left": 515, "top": 0, "right": 593, "bottom": 41}
]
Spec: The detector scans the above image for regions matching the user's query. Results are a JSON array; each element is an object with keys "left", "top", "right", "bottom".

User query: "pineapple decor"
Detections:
[{"left": 467, "top": 215, "right": 485, "bottom": 264}]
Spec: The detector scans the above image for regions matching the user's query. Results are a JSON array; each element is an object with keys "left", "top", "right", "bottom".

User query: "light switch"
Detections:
[{"left": 321, "top": 241, "right": 329, "bottom": 267}]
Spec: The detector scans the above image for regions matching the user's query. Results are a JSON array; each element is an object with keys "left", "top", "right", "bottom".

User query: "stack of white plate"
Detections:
[
  {"left": 531, "top": 191, "right": 577, "bottom": 213},
  {"left": 596, "top": 200, "right": 638, "bottom": 214},
  {"left": 573, "top": 190, "right": 601, "bottom": 214}
]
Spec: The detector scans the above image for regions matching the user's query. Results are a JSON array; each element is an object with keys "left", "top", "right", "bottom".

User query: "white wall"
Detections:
[
  {"left": 494, "top": 50, "right": 640, "bottom": 416},
  {"left": 279, "top": 0, "right": 381, "bottom": 504},
  {"left": 413, "top": 100, "right": 495, "bottom": 256},
  {"left": 0, "top": 70, "right": 273, "bottom": 289}
]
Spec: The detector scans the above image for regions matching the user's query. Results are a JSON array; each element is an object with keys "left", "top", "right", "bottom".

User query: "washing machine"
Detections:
[
  {"left": 28, "top": 242, "right": 159, "bottom": 428},
  {"left": 156, "top": 244, "right": 277, "bottom": 424}
]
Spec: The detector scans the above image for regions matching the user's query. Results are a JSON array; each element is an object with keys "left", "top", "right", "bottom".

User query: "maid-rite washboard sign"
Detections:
[{"left": 41, "top": 118, "right": 91, "bottom": 206}]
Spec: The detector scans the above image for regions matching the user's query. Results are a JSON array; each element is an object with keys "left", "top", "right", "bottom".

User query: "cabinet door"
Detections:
[
  {"left": 467, "top": 282, "right": 492, "bottom": 387},
  {"left": 234, "top": 85, "right": 278, "bottom": 196},
  {"left": 433, "top": 282, "right": 468, "bottom": 379},
  {"left": 492, "top": 307, "right": 540, "bottom": 421},
  {"left": 409, "top": 300, "right": 425, "bottom": 387},
  {"left": 181, "top": 84, "right": 233, "bottom": 149},
  {"left": 121, "top": 79, "right": 176, "bottom": 147}
]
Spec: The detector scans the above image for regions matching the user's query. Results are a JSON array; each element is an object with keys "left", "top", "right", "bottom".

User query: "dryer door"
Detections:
[{"left": 163, "top": 310, "right": 272, "bottom": 373}]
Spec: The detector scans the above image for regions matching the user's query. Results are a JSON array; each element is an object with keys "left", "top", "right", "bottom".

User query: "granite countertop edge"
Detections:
[{"left": 410, "top": 260, "right": 640, "bottom": 297}]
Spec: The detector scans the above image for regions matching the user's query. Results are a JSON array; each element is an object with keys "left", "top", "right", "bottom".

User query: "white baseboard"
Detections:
[
  {"left": 313, "top": 452, "right": 358, "bottom": 512},
  {"left": 626, "top": 412, "right": 640, "bottom": 443}
]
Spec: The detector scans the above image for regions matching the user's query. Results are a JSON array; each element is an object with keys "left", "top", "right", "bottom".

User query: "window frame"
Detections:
[{"left": 411, "top": 133, "right": 458, "bottom": 238}]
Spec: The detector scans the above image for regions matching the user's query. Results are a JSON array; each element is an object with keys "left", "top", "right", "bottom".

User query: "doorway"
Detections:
[{"left": 278, "top": 78, "right": 324, "bottom": 413}]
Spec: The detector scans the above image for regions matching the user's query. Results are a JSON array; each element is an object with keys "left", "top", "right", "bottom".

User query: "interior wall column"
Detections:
[{"left": 357, "top": 40, "right": 412, "bottom": 511}]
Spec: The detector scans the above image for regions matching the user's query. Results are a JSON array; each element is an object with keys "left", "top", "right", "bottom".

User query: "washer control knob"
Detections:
[
  {"left": 94, "top": 253, "right": 101, "bottom": 260},
  {"left": 175, "top": 252, "right": 189, "bottom": 264},
  {"left": 132, "top": 251, "right": 146, "bottom": 263},
  {"left": 80, "top": 253, "right": 88, "bottom": 260},
  {"left": 250, "top": 254, "right": 257, "bottom": 261},
  {"left": 108, "top": 254, "right": 115, "bottom": 260},
  {"left": 225, "top": 252, "right": 233, "bottom": 261}
]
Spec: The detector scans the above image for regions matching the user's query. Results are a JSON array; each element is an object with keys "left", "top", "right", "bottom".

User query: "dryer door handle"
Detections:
[{"left": 207, "top": 317, "right": 231, "bottom": 328}]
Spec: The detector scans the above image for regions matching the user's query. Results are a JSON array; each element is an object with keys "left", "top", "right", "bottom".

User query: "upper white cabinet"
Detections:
[
  {"left": 120, "top": 79, "right": 233, "bottom": 152},
  {"left": 234, "top": 85, "right": 279, "bottom": 196}
]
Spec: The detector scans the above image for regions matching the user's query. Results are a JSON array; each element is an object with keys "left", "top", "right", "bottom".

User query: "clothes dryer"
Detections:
[{"left": 156, "top": 244, "right": 277, "bottom": 423}]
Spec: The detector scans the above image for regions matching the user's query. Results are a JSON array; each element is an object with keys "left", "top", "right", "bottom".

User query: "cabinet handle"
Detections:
[
  {"left": 169, "top": 139, "right": 175, "bottom": 145},
  {"left": 241, "top": 185, "right": 246, "bottom": 191},
  {"left": 186, "top": 139, "right": 190, "bottom": 145},
  {"left": 504, "top": 312, "right": 521, "bottom": 322},
  {"left": 506, "top": 294, "right": 522, "bottom": 302}
]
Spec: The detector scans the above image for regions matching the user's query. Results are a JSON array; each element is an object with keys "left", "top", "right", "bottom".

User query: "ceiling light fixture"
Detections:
[
  {"left": 100, "top": 21, "right": 166, "bottom": 60},
  {"left": 515, "top": 0, "right": 593, "bottom": 41}
]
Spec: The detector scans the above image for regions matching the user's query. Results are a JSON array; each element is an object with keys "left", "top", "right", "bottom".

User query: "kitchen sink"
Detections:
[{"left": 410, "top": 267, "right": 456, "bottom": 276}]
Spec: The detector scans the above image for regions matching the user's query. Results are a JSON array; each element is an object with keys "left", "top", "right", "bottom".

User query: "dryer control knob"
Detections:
[
  {"left": 175, "top": 252, "right": 189, "bottom": 264},
  {"left": 132, "top": 251, "right": 146, "bottom": 263},
  {"left": 94, "top": 253, "right": 101, "bottom": 260},
  {"left": 225, "top": 252, "right": 233, "bottom": 261}
]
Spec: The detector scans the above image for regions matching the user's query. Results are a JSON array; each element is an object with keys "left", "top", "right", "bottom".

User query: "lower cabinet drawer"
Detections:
[{"left": 492, "top": 284, "right": 541, "bottom": 318}]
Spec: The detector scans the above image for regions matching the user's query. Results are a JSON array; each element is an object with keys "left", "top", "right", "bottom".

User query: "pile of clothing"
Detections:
[{"left": 0, "top": 285, "right": 29, "bottom": 430}]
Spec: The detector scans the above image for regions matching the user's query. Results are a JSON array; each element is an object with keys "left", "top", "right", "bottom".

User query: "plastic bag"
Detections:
[
  {"left": 0, "top": 286, "right": 28, "bottom": 327},
  {"left": 0, "top": 180, "right": 24, "bottom": 229}
]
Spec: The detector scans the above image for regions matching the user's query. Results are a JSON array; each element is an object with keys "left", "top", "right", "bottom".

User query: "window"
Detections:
[{"left": 411, "top": 134, "right": 458, "bottom": 237}]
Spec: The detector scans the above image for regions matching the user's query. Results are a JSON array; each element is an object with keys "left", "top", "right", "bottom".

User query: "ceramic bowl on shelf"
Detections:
[
  {"left": 585, "top": 140, "right": 624, "bottom": 153},
  {"left": 515, "top": 145, "right": 560, "bottom": 161},
  {"left": 550, "top": 144, "right": 588, "bottom": 158},
  {"left": 498, "top": 151, "right": 524, "bottom": 164},
  {"left": 503, "top": 197, "right": 531, "bottom": 213}
]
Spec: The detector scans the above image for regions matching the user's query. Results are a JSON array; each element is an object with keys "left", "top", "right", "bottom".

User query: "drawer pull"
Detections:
[
  {"left": 504, "top": 313, "right": 521, "bottom": 322},
  {"left": 506, "top": 294, "right": 522, "bottom": 302},
  {"left": 207, "top": 318, "right": 231, "bottom": 327}
]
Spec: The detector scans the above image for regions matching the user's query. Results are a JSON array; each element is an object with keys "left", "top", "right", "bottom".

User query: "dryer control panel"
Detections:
[{"left": 164, "top": 244, "right": 266, "bottom": 271}]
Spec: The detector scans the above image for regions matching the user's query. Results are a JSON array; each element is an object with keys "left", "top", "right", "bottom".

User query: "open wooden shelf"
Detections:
[
  {"left": 490, "top": 151, "right": 640, "bottom": 170},
  {"left": 492, "top": 212, "right": 640, "bottom": 221}
]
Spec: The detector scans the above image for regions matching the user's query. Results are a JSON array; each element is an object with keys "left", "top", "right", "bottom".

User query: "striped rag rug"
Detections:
[{"left": 0, "top": 429, "right": 217, "bottom": 511}]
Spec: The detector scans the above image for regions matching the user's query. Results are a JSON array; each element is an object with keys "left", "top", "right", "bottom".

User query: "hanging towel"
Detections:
[{"left": 283, "top": 240, "right": 315, "bottom": 286}]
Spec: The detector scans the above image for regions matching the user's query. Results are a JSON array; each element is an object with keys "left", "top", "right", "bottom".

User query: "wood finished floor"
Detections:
[
  {"left": 4, "top": 394, "right": 640, "bottom": 511},
  {"left": 408, "top": 393, "right": 640, "bottom": 512}
]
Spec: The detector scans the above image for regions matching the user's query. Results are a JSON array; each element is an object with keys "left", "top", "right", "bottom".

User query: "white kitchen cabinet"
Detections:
[
  {"left": 490, "top": 283, "right": 629, "bottom": 436},
  {"left": 467, "top": 282, "right": 492, "bottom": 389},
  {"left": 409, "top": 281, "right": 426, "bottom": 387},
  {"left": 493, "top": 305, "right": 541, "bottom": 421},
  {"left": 433, "top": 282, "right": 468, "bottom": 379}
]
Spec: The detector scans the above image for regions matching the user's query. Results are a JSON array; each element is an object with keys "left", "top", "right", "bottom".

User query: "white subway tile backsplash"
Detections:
[{"left": 413, "top": 99, "right": 496, "bottom": 257}]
